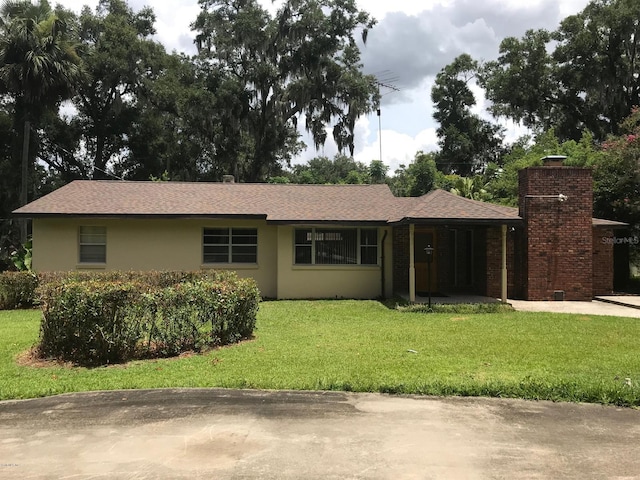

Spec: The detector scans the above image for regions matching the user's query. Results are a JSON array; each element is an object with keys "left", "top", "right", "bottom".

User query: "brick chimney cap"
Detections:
[{"left": 541, "top": 155, "right": 567, "bottom": 166}]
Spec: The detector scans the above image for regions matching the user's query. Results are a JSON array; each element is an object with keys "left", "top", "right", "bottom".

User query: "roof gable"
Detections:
[{"left": 389, "top": 189, "right": 521, "bottom": 224}]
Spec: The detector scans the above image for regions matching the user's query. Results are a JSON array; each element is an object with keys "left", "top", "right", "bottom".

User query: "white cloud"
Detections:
[{"left": 351, "top": 116, "right": 439, "bottom": 173}]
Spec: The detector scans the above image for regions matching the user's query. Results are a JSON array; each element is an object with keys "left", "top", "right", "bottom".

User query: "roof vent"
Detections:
[
  {"left": 222, "top": 175, "right": 235, "bottom": 184},
  {"left": 541, "top": 155, "right": 567, "bottom": 167}
]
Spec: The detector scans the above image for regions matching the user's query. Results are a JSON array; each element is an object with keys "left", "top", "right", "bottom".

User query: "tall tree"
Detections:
[
  {"left": 192, "top": 0, "right": 379, "bottom": 182},
  {"left": 553, "top": 0, "right": 640, "bottom": 140},
  {"left": 481, "top": 0, "right": 640, "bottom": 142},
  {"left": 70, "top": 0, "right": 166, "bottom": 179},
  {"left": 0, "top": 0, "right": 83, "bottom": 240},
  {"left": 431, "top": 54, "right": 504, "bottom": 176},
  {"left": 480, "top": 30, "right": 556, "bottom": 134}
]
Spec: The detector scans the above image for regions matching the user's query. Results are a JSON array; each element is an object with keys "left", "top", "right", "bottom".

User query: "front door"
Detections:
[{"left": 415, "top": 229, "right": 437, "bottom": 294}]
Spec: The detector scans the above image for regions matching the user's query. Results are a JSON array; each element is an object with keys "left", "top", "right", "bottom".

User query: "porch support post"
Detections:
[
  {"left": 409, "top": 223, "right": 416, "bottom": 303},
  {"left": 501, "top": 224, "right": 508, "bottom": 303}
]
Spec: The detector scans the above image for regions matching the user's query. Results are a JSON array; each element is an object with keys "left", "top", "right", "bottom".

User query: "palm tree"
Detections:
[{"left": 0, "top": 0, "right": 83, "bottom": 240}]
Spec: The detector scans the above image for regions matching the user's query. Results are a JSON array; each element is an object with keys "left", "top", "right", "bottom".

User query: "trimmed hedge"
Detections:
[
  {"left": 36, "top": 271, "right": 260, "bottom": 365},
  {"left": 0, "top": 272, "right": 38, "bottom": 310},
  {"left": 38, "top": 280, "right": 143, "bottom": 365},
  {"left": 0, "top": 270, "right": 245, "bottom": 309}
]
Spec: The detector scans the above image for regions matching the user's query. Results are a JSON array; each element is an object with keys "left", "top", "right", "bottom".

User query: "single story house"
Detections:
[{"left": 13, "top": 159, "right": 627, "bottom": 301}]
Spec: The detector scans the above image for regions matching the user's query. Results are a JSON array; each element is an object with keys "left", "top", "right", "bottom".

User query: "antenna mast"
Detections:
[{"left": 371, "top": 70, "right": 400, "bottom": 164}]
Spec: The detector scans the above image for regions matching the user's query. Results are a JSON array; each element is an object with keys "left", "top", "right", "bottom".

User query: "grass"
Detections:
[{"left": 1, "top": 300, "right": 640, "bottom": 406}]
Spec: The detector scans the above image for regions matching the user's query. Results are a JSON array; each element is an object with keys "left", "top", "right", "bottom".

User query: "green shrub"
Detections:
[
  {"left": 0, "top": 272, "right": 38, "bottom": 310},
  {"left": 38, "top": 280, "right": 143, "bottom": 365},
  {"left": 138, "top": 278, "right": 260, "bottom": 357},
  {"left": 398, "top": 302, "right": 514, "bottom": 314},
  {"left": 35, "top": 271, "right": 260, "bottom": 365}
]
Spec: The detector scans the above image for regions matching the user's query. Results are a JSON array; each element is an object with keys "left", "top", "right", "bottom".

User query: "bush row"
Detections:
[
  {"left": 0, "top": 272, "right": 38, "bottom": 310},
  {"left": 34, "top": 271, "right": 260, "bottom": 365},
  {"left": 0, "top": 270, "right": 243, "bottom": 310}
]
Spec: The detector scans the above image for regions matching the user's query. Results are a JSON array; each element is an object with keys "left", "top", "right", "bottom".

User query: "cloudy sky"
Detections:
[{"left": 55, "top": 0, "right": 592, "bottom": 172}]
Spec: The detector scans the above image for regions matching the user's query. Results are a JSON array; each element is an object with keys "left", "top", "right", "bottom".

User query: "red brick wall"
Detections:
[
  {"left": 593, "top": 227, "right": 615, "bottom": 295},
  {"left": 519, "top": 167, "right": 593, "bottom": 301},
  {"left": 393, "top": 225, "right": 410, "bottom": 293}
]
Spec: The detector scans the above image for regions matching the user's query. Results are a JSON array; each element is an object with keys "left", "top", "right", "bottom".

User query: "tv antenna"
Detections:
[{"left": 371, "top": 70, "right": 400, "bottom": 165}]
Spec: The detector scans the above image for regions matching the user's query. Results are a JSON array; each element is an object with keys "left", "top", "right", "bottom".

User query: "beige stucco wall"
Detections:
[
  {"left": 32, "top": 219, "right": 393, "bottom": 300},
  {"left": 32, "top": 218, "right": 278, "bottom": 298},
  {"left": 275, "top": 226, "right": 393, "bottom": 299}
]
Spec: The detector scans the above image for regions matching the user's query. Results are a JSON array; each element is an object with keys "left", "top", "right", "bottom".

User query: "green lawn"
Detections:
[{"left": 1, "top": 300, "right": 639, "bottom": 406}]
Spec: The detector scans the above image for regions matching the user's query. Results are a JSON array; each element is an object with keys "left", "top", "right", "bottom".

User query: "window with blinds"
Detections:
[
  {"left": 79, "top": 226, "right": 106, "bottom": 263},
  {"left": 294, "top": 228, "right": 378, "bottom": 265}
]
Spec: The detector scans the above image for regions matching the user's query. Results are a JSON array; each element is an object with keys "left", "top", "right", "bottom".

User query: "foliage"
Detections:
[
  {"left": 0, "top": 0, "right": 84, "bottom": 241},
  {"left": 9, "top": 238, "right": 31, "bottom": 271},
  {"left": 2, "top": 300, "right": 640, "bottom": 407},
  {"left": 63, "top": 0, "right": 166, "bottom": 180},
  {"left": 37, "top": 280, "right": 142, "bottom": 365},
  {"left": 449, "top": 176, "right": 492, "bottom": 202},
  {"left": 482, "top": 129, "right": 598, "bottom": 206},
  {"left": 36, "top": 271, "right": 260, "bottom": 366},
  {"left": 594, "top": 109, "right": 640, "bottom": 260},
  {"left": 286, "top": 154, "right": 369, "bottom": 184},
  {"left": 0, "top": 271, "right": 37, "bottom": 309},
  {"left": 431, "top": 54, "right": 504, "bottom": 175},
  {"left": 368, "top": 160, "right": 388, "bottom": 184},
  {"left": 192, "top": 0, "right": 379, "bottom": 181},
  {"left": 388, "top": 151, "right": 439, "bottom": 197},
  {"left": 137, "top": 279, "right": 259, "bottom": 357},
  {"left": 0, "top": 0, "right": 83, "bottom": 117},
  {"left": 481, "top": 0, "right": 640, "bottom": 142},
  {"left": 398, "top": 302, "right": 514, "bottom": 314}
]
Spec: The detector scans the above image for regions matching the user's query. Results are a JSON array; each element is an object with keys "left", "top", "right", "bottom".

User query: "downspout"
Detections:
[{"left": 380, "top": 229, "right": 388, "bottom": 299}]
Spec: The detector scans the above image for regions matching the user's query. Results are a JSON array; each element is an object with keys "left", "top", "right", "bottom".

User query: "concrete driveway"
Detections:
[{"left": 1, "top": 389, "right": 639, "bottom": 479}]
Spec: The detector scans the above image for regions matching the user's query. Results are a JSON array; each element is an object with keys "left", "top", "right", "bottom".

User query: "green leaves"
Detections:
[
  {"left": 431, "top": 54, "right": 504, "bottom": 176},
  {"left": 192, "top": 0, "right": 379, "bottom": 181},
  {"left": 36, "top": 271, "right": 260, "bottom": 366},
  {"left": 0, "top": 0, "right": 83, "bottom": 110},
  {"left": 481, "top": 0, "right": 640, "bottom": 143}
]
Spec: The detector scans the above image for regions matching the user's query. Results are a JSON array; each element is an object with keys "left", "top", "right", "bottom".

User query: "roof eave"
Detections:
[
  {"left": 267, "top": 219, "right": 389, "bottom": 226},
  {"left": 389, "top": 217, "right": 524, "bottom": 226},
  {"left": 13, "top": 213, "right": 269, "bottom": 220}
]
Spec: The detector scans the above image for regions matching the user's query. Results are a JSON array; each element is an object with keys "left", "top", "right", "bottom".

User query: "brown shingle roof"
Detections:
[
  {"left": 13, "top": 181, "right": 398, "bottom": 223},
  {"left": 388, "top": 189, "right": 521, "bottom": 224},
  {"left": 14, "top": 181, "right": 627, "bottom": 227}
]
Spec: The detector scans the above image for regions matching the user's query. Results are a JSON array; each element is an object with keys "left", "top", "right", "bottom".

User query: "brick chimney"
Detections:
[{"left": 518, "top": 157, "right": 593, "bottom": 301}]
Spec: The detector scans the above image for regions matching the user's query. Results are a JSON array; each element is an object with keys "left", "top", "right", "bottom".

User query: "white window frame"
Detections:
[{"left": 78, "top": 226, "right": 107, "bottom": 264}]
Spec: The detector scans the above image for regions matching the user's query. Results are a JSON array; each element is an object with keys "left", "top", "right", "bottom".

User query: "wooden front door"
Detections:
[{"left": 415, "top": 229, "right": 437, "bottom": 294}]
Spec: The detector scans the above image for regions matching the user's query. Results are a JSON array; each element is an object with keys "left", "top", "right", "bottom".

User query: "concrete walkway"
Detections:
[
  {"left": 509, "top": 296, "right": 640, "bottom": 318},
  {"left": 412, "top": 292, "right": 640, "bottom": 318},
  {"left": 2, "top": 389, "right": 640, "bottom": 479}
]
